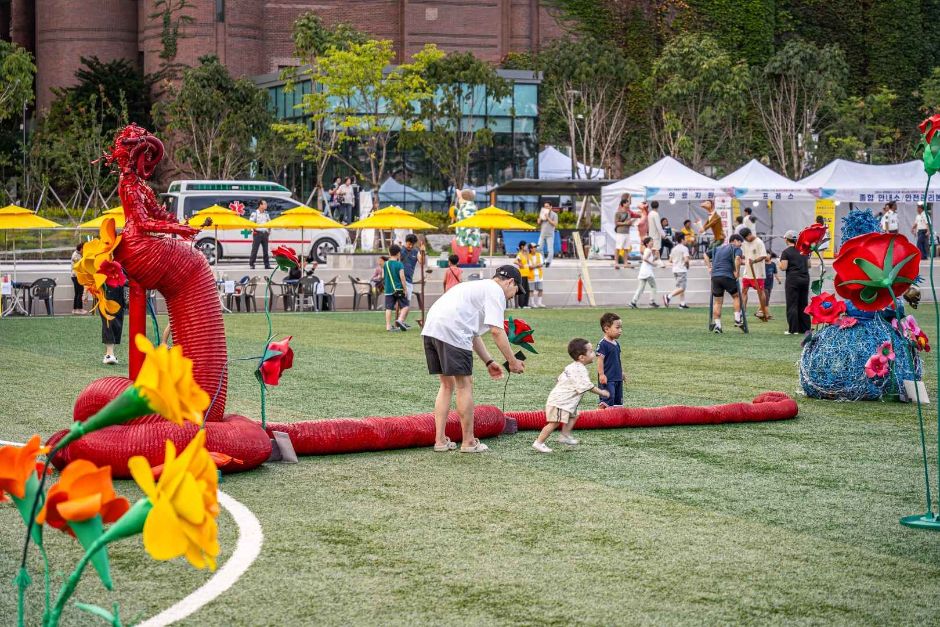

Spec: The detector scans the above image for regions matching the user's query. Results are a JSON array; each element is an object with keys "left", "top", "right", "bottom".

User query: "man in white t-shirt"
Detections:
[
  {"left": 537, "top": 202, "right": 558, "bottom": 266},
  {"left": 421, "top": 265, "right": 526, "bottom": 453},
  {"left": 881, "top": 201, "right": 899, "bottom": 233},
  {"left": 743, "top": 207, "right": 758, "bottom": 232},
  {"left": 664, "top": 232, "right": 690, "bottom": 308},
  {"left": 740, "top": 227, "right": 771, "bottom": 321}
]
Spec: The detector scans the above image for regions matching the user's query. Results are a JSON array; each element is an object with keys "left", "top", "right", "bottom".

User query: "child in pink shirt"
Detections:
[{"left": 442, "top": 254, "right": 463, "bottom": 292}]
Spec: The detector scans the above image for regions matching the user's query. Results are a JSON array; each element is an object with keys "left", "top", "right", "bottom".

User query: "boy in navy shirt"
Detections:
[
  {"left": 765, "top": 252, "right": 780, "bottom": 303},
  {"left": 596, "top": 312, "right": 624, "bottom": 408}
]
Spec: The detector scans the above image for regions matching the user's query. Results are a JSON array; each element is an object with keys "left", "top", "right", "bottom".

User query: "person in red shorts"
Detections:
[{"left": 739, "top": 227, "right": 771, "bottom": 321}]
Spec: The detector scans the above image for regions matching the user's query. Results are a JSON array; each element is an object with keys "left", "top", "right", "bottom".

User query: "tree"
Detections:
[
  {"left": 0, "top": 41, "right": 35, "bottom": 122},
  {"left": 649, "top": 34, "right": 749, "bottom": 171},
  {"left": 823, "top": 87, "right": 903, "bottom": 164},
  {"left": 539, "top": 37, "right": 637, "bottom": 179},
  {"left": 149, "top": 0, "right": 195, "bottom": 80},
  {"left": 291, "top": 12, "right": 370, "bottom": 62},
  {"left": 68, "top": 56, "right": 153, "bottom": 128},
  {"left": 154, "top": 56, "right": 272, "bottom": 180},
  {"left": 313, "top": 40, "right": 437, "bottom": 204},
  {"left": 748, "top": 39, "right": 847, "bottom": 179},
  {"left": 402, "top": 50, "right": 511, "bottom": 190}
]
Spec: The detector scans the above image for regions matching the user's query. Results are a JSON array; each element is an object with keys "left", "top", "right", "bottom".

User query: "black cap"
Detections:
[{"left": 495, "top": 265, "right": 526, "bottom": 293}]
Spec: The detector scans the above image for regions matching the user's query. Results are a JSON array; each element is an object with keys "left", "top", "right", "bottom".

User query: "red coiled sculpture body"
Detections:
[{"left": 47, "top": 125, "right": 271, "bottom": 476}]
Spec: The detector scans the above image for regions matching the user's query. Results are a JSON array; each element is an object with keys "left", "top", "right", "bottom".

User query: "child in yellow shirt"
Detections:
[{"left": 515, "top": 241, "right": 532, "bottom": 308}]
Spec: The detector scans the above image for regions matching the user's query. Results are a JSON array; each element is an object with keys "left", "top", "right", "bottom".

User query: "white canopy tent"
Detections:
[
  {"left": 527, "top": 145, "right": 606, "bottom": 180},
  {"left": 600, "top": 157, "right": 724, "bottom": 254},
  {"left": 718, "top": 159, "right": 815, "bottom": 247},
  {"left": 799, "top": 159, "right": 933, "bottom": 243}
]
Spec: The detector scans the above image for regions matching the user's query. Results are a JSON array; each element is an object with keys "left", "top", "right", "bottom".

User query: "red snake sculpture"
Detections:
[
  {"left": 46, "top": 126, "right": 798, "bottom": 474},
  {"left": 47, "top": 125, "right": 272, "bottom": 476}
]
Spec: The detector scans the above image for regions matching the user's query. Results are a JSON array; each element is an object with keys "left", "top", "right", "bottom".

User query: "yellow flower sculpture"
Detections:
[
  {"left": 74, "top": 217, "right": 122, "bottom": 320},
  {"left": 128, "top": 430, "right": 220, "bottom": 570},
  {"left": 134, "top": 334, "right": 210, "bottom": 427}
]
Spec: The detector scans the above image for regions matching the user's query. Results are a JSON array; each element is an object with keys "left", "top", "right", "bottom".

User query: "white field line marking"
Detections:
[
  {"left": 1, "top": 442, "right": 264, "bottom": 625},
  {"left": 138, "top": 491, "right": 263, "bottom": 626}
]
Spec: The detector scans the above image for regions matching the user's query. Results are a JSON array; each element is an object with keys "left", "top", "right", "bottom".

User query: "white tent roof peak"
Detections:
[
  {"left": 600, "top": 156, "right": 720, "bottom": 201},
  {"left": 798, "top": 159, "right": 930, "bottom": 201},
  {"left": 718, "top": 159, "right": 813, "bottom": 199},
  {"left": 534, "top": 145, "right": 606, "bottom": 180}
]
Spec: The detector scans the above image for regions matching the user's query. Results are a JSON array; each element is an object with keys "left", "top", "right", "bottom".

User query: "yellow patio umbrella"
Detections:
[
  {"left": 187, "top": 205, "right": 259, "bottom": 265},
  {"left": 450, "top": 205, "right": 535, "bottom": 255},
  {"left": 264, "top": 206, "right": 345, "bottom": 261},
  {"left": 78, "top": 207, "right": 125, "bottom": 229},
  {"left": 346, "top": 206, "right": 436, "bottom": 230},
  {"left": 0, "top": 205, "right": 62, "bottom": 281}
]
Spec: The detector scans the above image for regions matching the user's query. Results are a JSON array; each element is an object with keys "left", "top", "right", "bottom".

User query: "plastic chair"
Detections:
[
  {"left": 241, "top": 277, "right": 259, "bottom": 312},
  {"left": 320, "top": 276, "right": 338, "bottom": 311},
  {"left": 297, "top": 277, "right": 320, "bottom": 312},
  {"left": 27, "top": 278, "right": 56, "bottom": 316},
  {"left": 226, "top": 276, "right": 249, "bottom": 312},
  {"left": 349, "top": 275, "right": 373, "bottom": 311}
]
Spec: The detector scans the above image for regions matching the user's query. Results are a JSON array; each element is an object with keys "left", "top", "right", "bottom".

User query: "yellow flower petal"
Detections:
[
  {"left": 171, "top": 473, "right": 205, "bottom": 525},
  {"left": 128, "top": 456, "right": 157, "bottom": 499},
  {"left": 142, "top": 498, "right": 187, "bottom": 561}
]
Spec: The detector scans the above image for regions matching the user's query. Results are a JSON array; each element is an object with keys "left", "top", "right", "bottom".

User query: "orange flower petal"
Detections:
[{"left": 56, "top": 492, "right": 102, "bottom": 522}]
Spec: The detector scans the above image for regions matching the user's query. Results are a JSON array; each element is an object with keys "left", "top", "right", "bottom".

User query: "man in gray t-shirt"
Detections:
[
  {"left": 704, "top": 233, "right": 744, "bottom": 334},
  {"left": 537, "top": 202, "right": 558, "bottom": 266}
]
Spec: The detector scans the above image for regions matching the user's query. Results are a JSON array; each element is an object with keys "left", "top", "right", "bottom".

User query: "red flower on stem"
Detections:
[
  {"left": 272, "top": 246, "right": 299, "bottom": 271},
  {"left": 833, "top": 233, "right": 921, "bottom": 311},
  {"left": 503, "top": 317, "right": 537, "bottom": 353},
  {"left": 258, "top": 336, "right": 294, "bottom": 386},
  {"left": 796, "top": 223, "right": 829, "bottom": 256},
  {"left": 919, "top": 114, "right": 940, "bottom": 144},
  {"left": 804, "top": 292, "right": 846, "bottom": 325}
]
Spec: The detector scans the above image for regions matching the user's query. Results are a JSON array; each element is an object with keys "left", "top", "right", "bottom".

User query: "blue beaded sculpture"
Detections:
[{"left": 799, "top": 209, "right": 925, "bottom": 400}]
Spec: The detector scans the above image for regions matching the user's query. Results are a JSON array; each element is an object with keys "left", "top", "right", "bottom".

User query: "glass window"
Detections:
[
  {"left": 489, "top": 117, "right": 512, "bottom": 133},
  {"left": 488, "top": 90, "right": 513, "bottom": 117},
  {"left": 514, "top": 117, "right": 535, "bottom": 133},
  {"left": 514, "top": 84, "right": 537, "bottom": 117}
]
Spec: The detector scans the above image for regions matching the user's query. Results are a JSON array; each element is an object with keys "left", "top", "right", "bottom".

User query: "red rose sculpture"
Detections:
[
  {"left": 833, "top": 233, "right": 921, "bottom": 311},
  {"left": 258, "top": 336, "right": 294, "bottom": 386},
  {"left": 804, "top": 292, "right": 846, "bottom": 325},
  {"left": 272, "top": 245, "right": 299, "bottom": 271},
  {"left": 919, "top": 114, "right": 940, "bottom": 144},
  {"left": 503, "top": 317, "right": 537, "bottom": 353},
  {"left": 796, "top": 223, "right": 828, "bottom": 256},
  {"left": 98, "top": 259, "right": 125, "bottom": 288}
]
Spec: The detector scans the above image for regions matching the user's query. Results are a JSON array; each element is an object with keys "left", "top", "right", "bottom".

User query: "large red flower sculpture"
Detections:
[
  {"left": 272, "top": 246, "right": 299, "bottom": 271},
  {"left": 919, "top": 114, "right": 940, "bottom": 143},
  {"left": 796, "top": 223, "right": 828, "bottom": 256},
  {"left": 833, "top": 233, "right": 921, "bottom": 311},
  {"left": 804, "top": 292, "right": 846, "bottom": 325}
]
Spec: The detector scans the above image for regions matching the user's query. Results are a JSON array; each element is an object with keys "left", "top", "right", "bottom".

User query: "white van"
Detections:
[{"left": 161, "top": 180, "right": 349, "bottom": 264}]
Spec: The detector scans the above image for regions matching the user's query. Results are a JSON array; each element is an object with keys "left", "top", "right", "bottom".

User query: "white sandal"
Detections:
[
  {"left": 433, "top": 437, "right": 457, "bottom": 452},
  {"left": 459, "top": 439, "right": 490, "bottom": 453}
]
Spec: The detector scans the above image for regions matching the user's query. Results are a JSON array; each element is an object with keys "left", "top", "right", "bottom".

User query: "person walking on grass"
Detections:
[
  {"left": 765, "top": 252, "right": 781, "bottom": 304},
  {"left": 779, "top": 230, "right": 811, "bottom": 335},
  {"left": 527, "top": 243, "right": 546, "bottom": 308},
  {"left": 101, "top": 277, "right": 126, "bottom": 364},
  {"left": 422, "top": 265, "right": 526, "bottom": 453},
  {"left": 383, "top": 245, "right": 410, "bottom": 332},
  {"left": 739, "top": 227, "right": 771, "bottom": 321},
  {"left": 400, "top": 233, "right": 425, "bottom": 327},
  {"left": 664, "top": 232, "right": 690, "bottom": 309},
  {"left": 704, "top": 233, "right": 745, "bottom": 334},
  {"left": 514, "top": 241, "right": 532, "bottom": 308},
  {"left": 596, "top": 313, "right": 624, "bottom": 409},
  {"left": 629, "top": 236, "right": 660, "bottom": 309},
  {"left": 537, "top": 201, "right": 558, "bottom": 266},
  {"left": 532, "top": 338, "right": 610, "bottom": 453},
  {"left": 71, "top": 242, "right": 87, "bottom": 315},
  {"left": 442, "top": 254, "right": 462, "bottom": 293}
]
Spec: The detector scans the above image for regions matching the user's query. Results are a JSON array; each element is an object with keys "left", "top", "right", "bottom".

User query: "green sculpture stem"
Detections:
[
  {"left": 924, "top": 175, "right": 940, "bottom": 515},
  {"left": 257, "top": 267, "right": 279, "bottom": 430},
  {"left": 46, "top": 533, "right": 107, "bottom": 626}
]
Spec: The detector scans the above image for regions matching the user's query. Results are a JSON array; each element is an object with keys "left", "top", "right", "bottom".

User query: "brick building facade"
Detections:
[{"left": 3, "top": 0, "right": 567, "bottom": 111}]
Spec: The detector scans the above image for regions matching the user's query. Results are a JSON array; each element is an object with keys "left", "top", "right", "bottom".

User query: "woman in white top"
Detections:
[{"left": 630, "top": 237, "right": 660, "bottom": 309}]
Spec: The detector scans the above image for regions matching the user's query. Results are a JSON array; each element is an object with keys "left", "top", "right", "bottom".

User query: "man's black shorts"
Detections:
[
  {"left": 385, "top": 292, "right": 410, "bottom": 310},
  {"left": 423, "top": 336, "right": 473, "bottom": 376},
  {"left": 711, "top": 276, "right": 739, "bottom": 297}
]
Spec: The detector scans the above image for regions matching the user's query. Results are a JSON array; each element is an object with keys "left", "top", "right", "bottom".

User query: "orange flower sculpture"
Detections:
[
  {"left": 36, "top": 460, "right": 129, "bottom": 535},
  {"left": 73, "top": 217, "right": 123, "bottom": 320},
  {"left": 0, "top": 435, "right": 46, "bottom": 502},
  {"left": 127, "top": 430, "right": 220, "bottom": 570}
]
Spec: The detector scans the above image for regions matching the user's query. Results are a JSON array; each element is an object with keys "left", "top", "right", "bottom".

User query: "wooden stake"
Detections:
[{"left": 572, "top": 231, "right": 596, "bottom": 306}]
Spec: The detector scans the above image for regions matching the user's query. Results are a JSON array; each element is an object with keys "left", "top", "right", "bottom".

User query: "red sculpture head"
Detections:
[{"left": 105, "top": 124, "right": 164, "bottom": 180}]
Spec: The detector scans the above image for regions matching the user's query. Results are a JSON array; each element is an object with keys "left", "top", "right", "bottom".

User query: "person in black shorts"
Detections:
[
  {"left": 778, "top": 230, "right": 811, "bottom": 335},
  {"left": 704, "top": 233, "right": 744, "bottom": 334},
  {"left": 420, "top": 266, "right": 526, "bottom": 453},
  {"left": 383, "top": 245, "right": 410, "bottom": 332}
]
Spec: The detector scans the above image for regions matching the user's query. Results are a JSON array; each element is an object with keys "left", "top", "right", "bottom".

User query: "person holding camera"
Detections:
[{"left": 384, "top": 244, "right": 410, "bottom": 332}]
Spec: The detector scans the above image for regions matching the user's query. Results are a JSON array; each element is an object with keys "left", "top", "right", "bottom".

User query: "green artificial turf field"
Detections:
[{"left": 2, "top": 306, "right": 940, "bottom": 625}]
